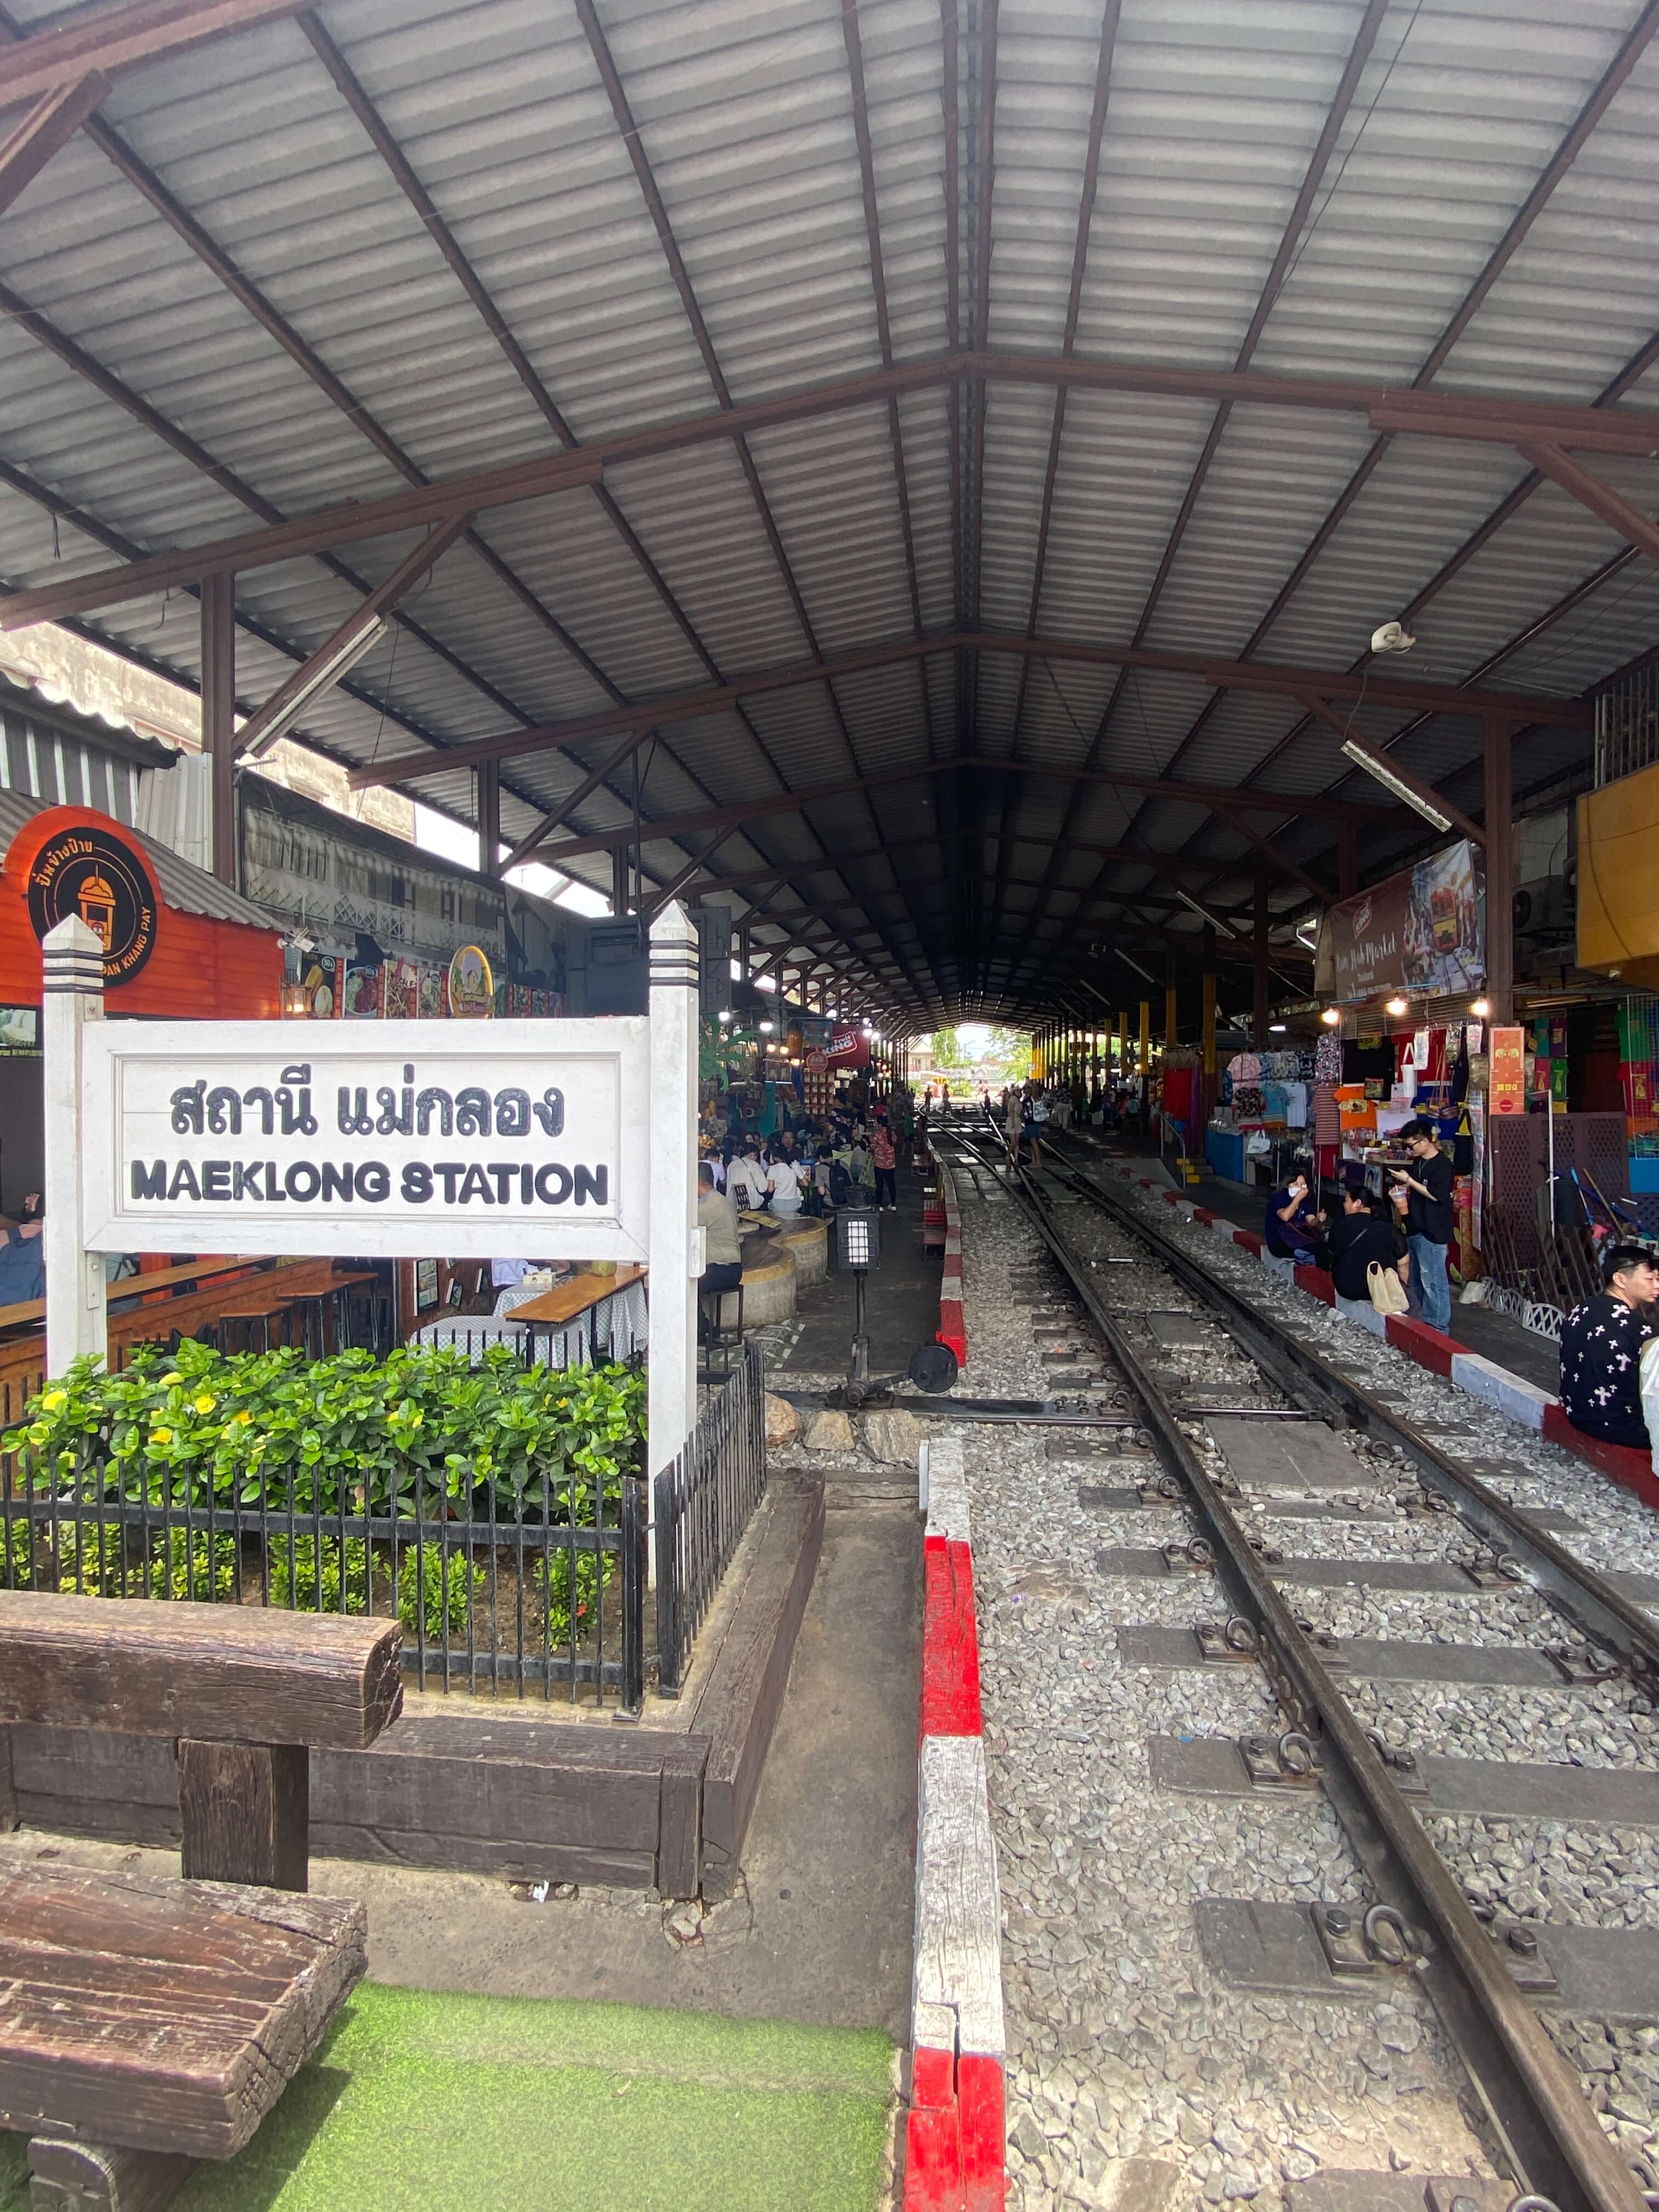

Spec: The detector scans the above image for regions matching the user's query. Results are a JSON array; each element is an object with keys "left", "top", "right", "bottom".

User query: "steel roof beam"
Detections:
[
  {"left": 986, "top": 0, "right": 1122, "bottom": 990},
  {"left": 572, "top": 0, "right": 941, "bottom": 1001},
  {"left": 840, "top": 0, "right": 947, "bottom": 992},
  {"left": 1128, "top": 1, "right": 1659, "bottom": 901},
  {"left": 343, "top": 628, "right": 1582, "bottom": 790},
  {"left": 521, "top": 758, "right": 1387, "bottom": 874},
  {"left": 0, "top": 0, "right": 306, "bottom": 111},
  {"left": 1515, "top": 442, "right": 1659, "bottom": 566},
  {"left": 9, "top": 353, "right": 1658, "bottom": 635},
  {"left": 1002, "top": 0, "right": 1401, "bottom": 981},
  {"left": 232, "top": 511, "right": 476, "bottom": 760},
  {"left": 0, "top": 272, "right": 712, "bottom": 877},
  {"left": 298, "top": 15, "right": 876, "bottom": 967},
  {"left": 0, "top": 67, "right": 106, "bottom": 212},
  {"left": 0, "top": 30, "right": 831, "bottom": 915}
]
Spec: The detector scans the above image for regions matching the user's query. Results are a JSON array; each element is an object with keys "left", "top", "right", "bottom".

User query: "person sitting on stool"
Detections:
[
  {"left": 697, "top": 1164, "right": 743, "bottom": 1339},
  {"left": 1560, "top": 1241, "right": 1658, "bottom": 1454},
  {"left": 1265, "top": 1172, "right": 1323, "bottom": 1265}
]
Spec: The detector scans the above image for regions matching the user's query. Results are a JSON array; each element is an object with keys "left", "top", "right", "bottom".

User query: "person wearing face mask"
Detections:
[{"left": 1264, "top": 1172, "right": 1322, "bottom": 1265}]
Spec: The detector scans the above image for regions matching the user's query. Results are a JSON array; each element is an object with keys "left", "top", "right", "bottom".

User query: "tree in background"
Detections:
[{"left": 923, "top": 1023, "right": 1025, "bottom": 1094}]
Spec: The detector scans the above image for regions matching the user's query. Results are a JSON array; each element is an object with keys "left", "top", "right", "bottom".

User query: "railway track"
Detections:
[{"left": 946, "top": 1121, "right": 1659, "bottom": 2212}]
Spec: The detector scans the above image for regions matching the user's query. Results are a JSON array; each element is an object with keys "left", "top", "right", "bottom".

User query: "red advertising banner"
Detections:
[
  {"left": 825, "top": 1028, "right": 869, "bottom": 1072},
  {"left": 1315, "top": 838, "right": 1483, "bottom": 1002},
  {"left": 1488, "top": 1025, "right": 1526, "bottom": 1117}
]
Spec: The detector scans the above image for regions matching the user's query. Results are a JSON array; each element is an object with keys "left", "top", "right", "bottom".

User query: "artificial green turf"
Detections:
[{"left": 1, "top": 1984, "right": 894, "bottom": 2212}]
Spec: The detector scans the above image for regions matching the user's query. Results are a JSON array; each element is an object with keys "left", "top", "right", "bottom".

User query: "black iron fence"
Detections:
[
  {"left": 654, "top": 1339, "right": 768, "bottom": 1696},
  {"left": 1, "top": 1453, "right": 648, "bottom": 1711},
  {"left": 1482, "top": 1200, "right": 1602, "bottom": 1322}
]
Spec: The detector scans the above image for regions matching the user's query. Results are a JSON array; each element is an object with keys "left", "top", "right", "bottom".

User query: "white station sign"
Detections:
[{"left": 80, "top": 1017, "right": 651, "bottom": 1262}]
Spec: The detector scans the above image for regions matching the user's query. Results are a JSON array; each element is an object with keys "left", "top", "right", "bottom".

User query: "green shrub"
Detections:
[
  {"left": 4, "top": 1516, "right": 237, "bottom": 1602},
  {"left": 537, "top": 1545, "right": 611, "bottom": 1647},
  {"left": 2, "top": 1341, "right": 646, "bottom": 1528},
  {"left": 266, "top": 1531, "right": 481, "bottom": 1640}
]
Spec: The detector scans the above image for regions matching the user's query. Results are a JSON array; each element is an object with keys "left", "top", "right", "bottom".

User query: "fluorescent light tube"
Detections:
[{"left": 1340, "top": 736, "right": 1452, "bottom": 832}]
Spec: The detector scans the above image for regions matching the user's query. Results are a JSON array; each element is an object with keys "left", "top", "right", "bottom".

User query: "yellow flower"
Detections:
[
  {"left": 193, "top": 1395, "right": 216, "bottom": 1415},
  {"left": 236, "top": 1409, "right": 252, "bottom": 1425},
  {"left": 40, "top": 1390, "right": 66, "bottom": 1412},
  {"left": 150, "top": 1426, "right": 173, "bottom": 1446}
]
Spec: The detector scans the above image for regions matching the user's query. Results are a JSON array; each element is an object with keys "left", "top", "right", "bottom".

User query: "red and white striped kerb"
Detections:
[
  {"left": 936, "top": 1164, "right": 967, "bottom": 1369},
  {"left": 1111, "top": 1164, "right": 1659, "bottom": 1514},
  {"left": 907, "top": 1433, "right": 1005, "bottom": 2210}
]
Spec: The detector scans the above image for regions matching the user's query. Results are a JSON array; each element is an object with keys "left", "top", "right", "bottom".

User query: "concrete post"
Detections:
[
  {"left": 42, "top": 916, "right": 107, "bottom": 1379},
  {"left": 647, "top": 904, "right": 699, "bottom": 1493}
]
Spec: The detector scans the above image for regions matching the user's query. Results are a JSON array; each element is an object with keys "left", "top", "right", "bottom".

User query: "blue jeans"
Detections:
[{"left": 1408, "top": 1234, "right": 1451, "bottom": 1331}]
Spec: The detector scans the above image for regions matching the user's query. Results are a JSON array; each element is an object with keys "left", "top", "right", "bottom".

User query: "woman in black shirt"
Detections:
[{"left": 1319, "top": 1187, "right": 1409, "bottom": 1321}]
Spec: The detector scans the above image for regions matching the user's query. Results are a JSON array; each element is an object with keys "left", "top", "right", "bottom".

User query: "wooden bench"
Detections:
[{"left": 0, "top": 1594, "right": 401, "bottom": 2211}]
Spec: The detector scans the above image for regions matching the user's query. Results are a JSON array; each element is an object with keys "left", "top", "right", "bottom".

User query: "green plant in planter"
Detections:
[
  {"left": 5, "top": 1515, "right": 238, "bottom": 1603},
  {"left": 535, "top": 1546, "right": 616, "bottom": 1648},
  {"left": 267, "top": 1531, "right": 481, "bottom": 1639},
  {"left": 3, "top": 1344, "right": 647, "bottom": 1534}
]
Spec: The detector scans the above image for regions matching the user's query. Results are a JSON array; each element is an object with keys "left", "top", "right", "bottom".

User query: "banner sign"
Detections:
[
  {"left": 1316, "top": 839, "right": 1483, "bottom": 1002},
  {"left": 826, "top": 1027, "right": 869, "bottom": 1072},
  {"left": 26, "top": 821, "right": 157, "bottom": 985},
  {"left": 1488, "top": 1025, "right": 1526, "bottom": 1118},
  {"left": 78, "top": 1018, "right": 651, "bottom": 1262}
]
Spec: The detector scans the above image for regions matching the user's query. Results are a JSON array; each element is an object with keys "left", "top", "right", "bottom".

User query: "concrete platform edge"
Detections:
[{"left": 936, "top": 1161, "right": 968, "bottom": 1372}]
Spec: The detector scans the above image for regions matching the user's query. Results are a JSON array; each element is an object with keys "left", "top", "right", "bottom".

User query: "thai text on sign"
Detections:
[
  {"left": 1488, "top": 1025, "right": 1526, "bottom": 1118},
  {"left": 79, "top": 1019, "right": 650, "bottom": 1262}
]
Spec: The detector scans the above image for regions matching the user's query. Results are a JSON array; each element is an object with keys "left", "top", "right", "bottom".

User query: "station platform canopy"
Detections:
[{"left": 1, "top": 0, "right": 1655, "bottom": 1031}]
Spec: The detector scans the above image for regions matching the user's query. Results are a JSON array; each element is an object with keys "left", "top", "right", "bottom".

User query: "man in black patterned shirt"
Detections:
[{"left": 1559, "top": 1244, "right": 1659, "bottom": 1451}]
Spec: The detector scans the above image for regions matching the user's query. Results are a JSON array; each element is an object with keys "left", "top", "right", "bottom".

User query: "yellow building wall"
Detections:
[{"left": 1577, "top": 763, "right": 1659, "bottom": 990}]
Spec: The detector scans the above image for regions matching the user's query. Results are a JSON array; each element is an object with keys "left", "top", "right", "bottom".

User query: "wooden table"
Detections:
[
  {"left": 0, "top": 1255, "right": 259, "bottom": 1337},
  {"left": 509, "top": 1265, "right": 647, "bottom": 1368}
]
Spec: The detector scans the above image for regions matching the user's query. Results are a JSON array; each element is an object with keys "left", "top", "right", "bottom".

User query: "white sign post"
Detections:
[
  {"left": 646, "top": 903, "right": 699, "bottom": 1495},
  {"left": 42, "top": 916, "right": 108, "bottom": 1380},
  {"left": 44, "top": 903, "right": 703, "bottom": 1494}
]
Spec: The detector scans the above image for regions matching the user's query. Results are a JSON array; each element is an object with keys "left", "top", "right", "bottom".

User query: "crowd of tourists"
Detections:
[{"left": 697, "top": 1091, "right": 915, "bottom": 1224}]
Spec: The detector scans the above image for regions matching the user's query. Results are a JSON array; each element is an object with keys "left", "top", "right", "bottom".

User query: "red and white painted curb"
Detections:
[
  {"left": 1109, "top": 1166, "right": 1659, "bottom": 1514},
  {"left": 936, "top": 1164, "right": 968, "bottom": 1370},
  {"left": 908, "top": 1433, "right": 1004, "bottom": 2211}
]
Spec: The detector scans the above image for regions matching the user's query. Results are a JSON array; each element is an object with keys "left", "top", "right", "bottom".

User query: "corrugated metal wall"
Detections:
[{"left": 0, "top": 702, "right": 149, "bottom": 825}]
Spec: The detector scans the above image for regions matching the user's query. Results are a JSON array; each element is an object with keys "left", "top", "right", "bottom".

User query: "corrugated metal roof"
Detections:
[
  {"left": 0, "top": 784, "right": 284, "bottom": 935},
  {"left": 0, "top": 0, "right": 1654, "bottom": 1020}
]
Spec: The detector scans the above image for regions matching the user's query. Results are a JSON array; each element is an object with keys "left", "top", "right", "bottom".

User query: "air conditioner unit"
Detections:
[{"left": 1513, "top": 876, "right": 1573, "bottom": 937}]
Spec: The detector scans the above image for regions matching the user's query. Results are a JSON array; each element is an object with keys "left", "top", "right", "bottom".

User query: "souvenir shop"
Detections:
[{"left": 1206, "top": 839, "right": 1487, "bottom": 1268}]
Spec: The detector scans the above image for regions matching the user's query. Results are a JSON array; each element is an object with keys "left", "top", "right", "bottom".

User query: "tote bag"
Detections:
[{"left": 1368, "top": 1261, "right": 1409, "bottom": 1317}]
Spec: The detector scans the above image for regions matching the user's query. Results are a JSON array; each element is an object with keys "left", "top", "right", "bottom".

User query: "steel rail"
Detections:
[
  {"left": 946, "top": 1127, "right": 1647, "bottom": 2212},
  {"left": 1039, "top": 1135, "right": 1659, "bottom": 1686}
]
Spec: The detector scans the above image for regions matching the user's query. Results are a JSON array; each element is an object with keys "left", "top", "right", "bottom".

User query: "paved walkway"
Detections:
[{"left": 772, "top": 1163, "right": 942, "bottom": 1383}]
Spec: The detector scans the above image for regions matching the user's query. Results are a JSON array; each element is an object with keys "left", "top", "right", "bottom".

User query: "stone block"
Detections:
[
  {"left": 763, "top": 1393, "right": 800, "bottom": 1449},
  {"left": 803, "top": 1408, "right": 855, "bottom": 1453},
  {"left": 862, "top": 1407, "right": 925, "bottom": 1464}
]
